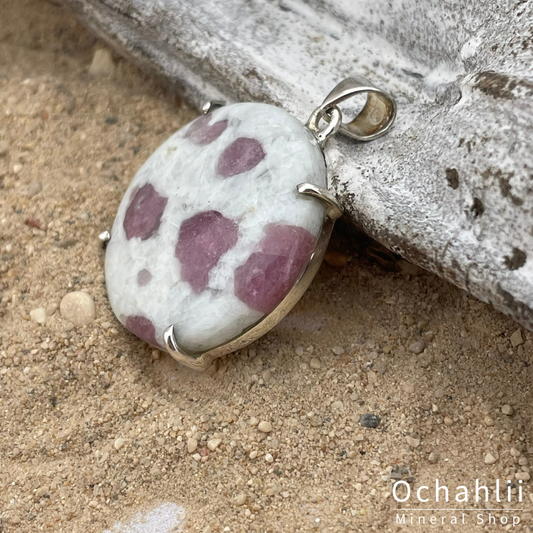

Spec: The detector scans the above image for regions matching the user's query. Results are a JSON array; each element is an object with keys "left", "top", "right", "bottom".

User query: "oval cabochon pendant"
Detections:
[{"left": 105, "top": 102, "right": 336, "bottom": 368}]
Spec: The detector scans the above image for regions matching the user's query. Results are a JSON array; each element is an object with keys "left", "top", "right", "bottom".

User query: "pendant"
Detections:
[{"left": 101, "top": 76, "right": 396, "bottom": 370}]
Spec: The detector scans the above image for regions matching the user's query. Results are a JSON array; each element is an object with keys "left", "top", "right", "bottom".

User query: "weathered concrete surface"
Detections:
[{"left": 62, "top": 0, "right": 533, "bottom": 330}]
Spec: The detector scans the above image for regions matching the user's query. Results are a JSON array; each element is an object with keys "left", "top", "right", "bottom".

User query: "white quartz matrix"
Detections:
[{"left": 105, "top": 103, "right": 326, "bottom": 352}]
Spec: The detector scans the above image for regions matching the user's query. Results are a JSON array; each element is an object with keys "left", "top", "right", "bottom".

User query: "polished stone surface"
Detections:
[{"left": 105, "top": 103, "right": 326, "bottom": 352}]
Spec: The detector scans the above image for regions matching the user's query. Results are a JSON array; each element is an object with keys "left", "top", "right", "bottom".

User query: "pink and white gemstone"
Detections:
[{"left": 105, "top": 103, "right": 327, "bottom": 352}]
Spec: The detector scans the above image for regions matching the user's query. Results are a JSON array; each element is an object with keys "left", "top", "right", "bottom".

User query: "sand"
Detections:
[{"left": 0, "top": 1, "right": 532, "bottom": 532}]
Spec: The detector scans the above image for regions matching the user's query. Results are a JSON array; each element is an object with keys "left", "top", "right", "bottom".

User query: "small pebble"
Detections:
[
  {"left": 510, "top": 329, "right": 524, "bottom": 347},
  {"left": 484, "top": 452, "right": 498, "bottom": 465},
  {"left": 510, "top": 447, "right": 520, "bottom": 457},
  {"left": 310, "top": 357, "right": 321, "bottom": 369},
  {"left": 114, "top": 438, "right": 126, "bottom": 451},
  {"left": 89, "top": 48, "right": 115, "bottom": 77},
  {"left": 405, "top": 434, "right": 421, "bottom": 448},
  {"left": 332, "top": 346, "right": 344, "bottom": 356},
  {"left": 265, "top": 453, "right": 274, "bottom": 463},
  {"left": 258, "top": 421, "right": 272, "bottom": 433},
  {"left": 25, "top": 180, "right": 42, "bottom": 198},
  {"left": 0, "top": 140, "right": 9, "bottom": 156},
  {"left": 444, "top": 416, "right": 453, "bottom": 426},
  {"left": 249, "top": 417, "right": 259, "bottom": 426},
  {"left": 30, "top": 307, "right": 47, "bottom": 325},
  {"left": 13, "top": 164, "right": 23, "bottom": 174},
  {"left": 428, "top": 451, "right": 439, "bottom": 463},
  {"left": 417, "top": 353, "right": 433, "bottom": 368},
  {"left": 187, "top": 438, "right": 198, "bottom": 454},
  {"left": 331, "top": 401, "right": 344, "bottom": 411},
  {"left": 207, "top": 439, "right": 221, "bottom": 451},
  {"left": 515, "top": 472, "right": 530, "bottom": 482},
  {"left": 232, "top": 494, "right": 247, "bottom": 506},
  {"left": 310, "top": 416, "right": 322, "bottom": 427},
  {"left": 60, "top": 291, "right": 96, "bottom": 326},
  {"left": 295, "top": 346, "right": 304, "bottom": 356},
  {"left": 46, "top": 302, "right": 58, "bottom": 316},
  {"left": 26, "top": 217, "right": 43, "bottom": 229},
  {"left": 359, "top": 413, "right": 381, "bottom": 428},
  {"left": 409, "top": 340, "right": 427, "bottom": 354},
  {"left": 501, "top": 404, "right": 514, "bottom": 416},
  {"left": 389, "top": 468, "right": 402, "bottom": 481},
  {"left": 483, "top": 415, "right": 495, "bottom": 426}
]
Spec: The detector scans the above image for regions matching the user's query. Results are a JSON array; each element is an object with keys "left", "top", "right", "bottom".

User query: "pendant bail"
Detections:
[{"left": 307, "top": 75, "right": 396, "bottom": 144}]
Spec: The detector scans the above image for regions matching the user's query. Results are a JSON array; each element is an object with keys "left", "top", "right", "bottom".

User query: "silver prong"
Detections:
[
  {"left": 202, "top": 101, "right": 225, "bottom": 115},
  {"left": 164, "top": 325, "right": 214, "bottom": 370},
  {"left": 297, "top": 183, "right": 343, "bottom": 220},
  {"left": 99, "top": 230, "right": 111, "bottom": 243},
  {"left": 164, "top": 324, "right": 181, "bottom": 354}
]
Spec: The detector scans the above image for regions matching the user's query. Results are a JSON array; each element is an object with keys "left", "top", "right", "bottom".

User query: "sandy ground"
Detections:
[{"left": 1, "top": 1, "right": 533, "bottom": 532}]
